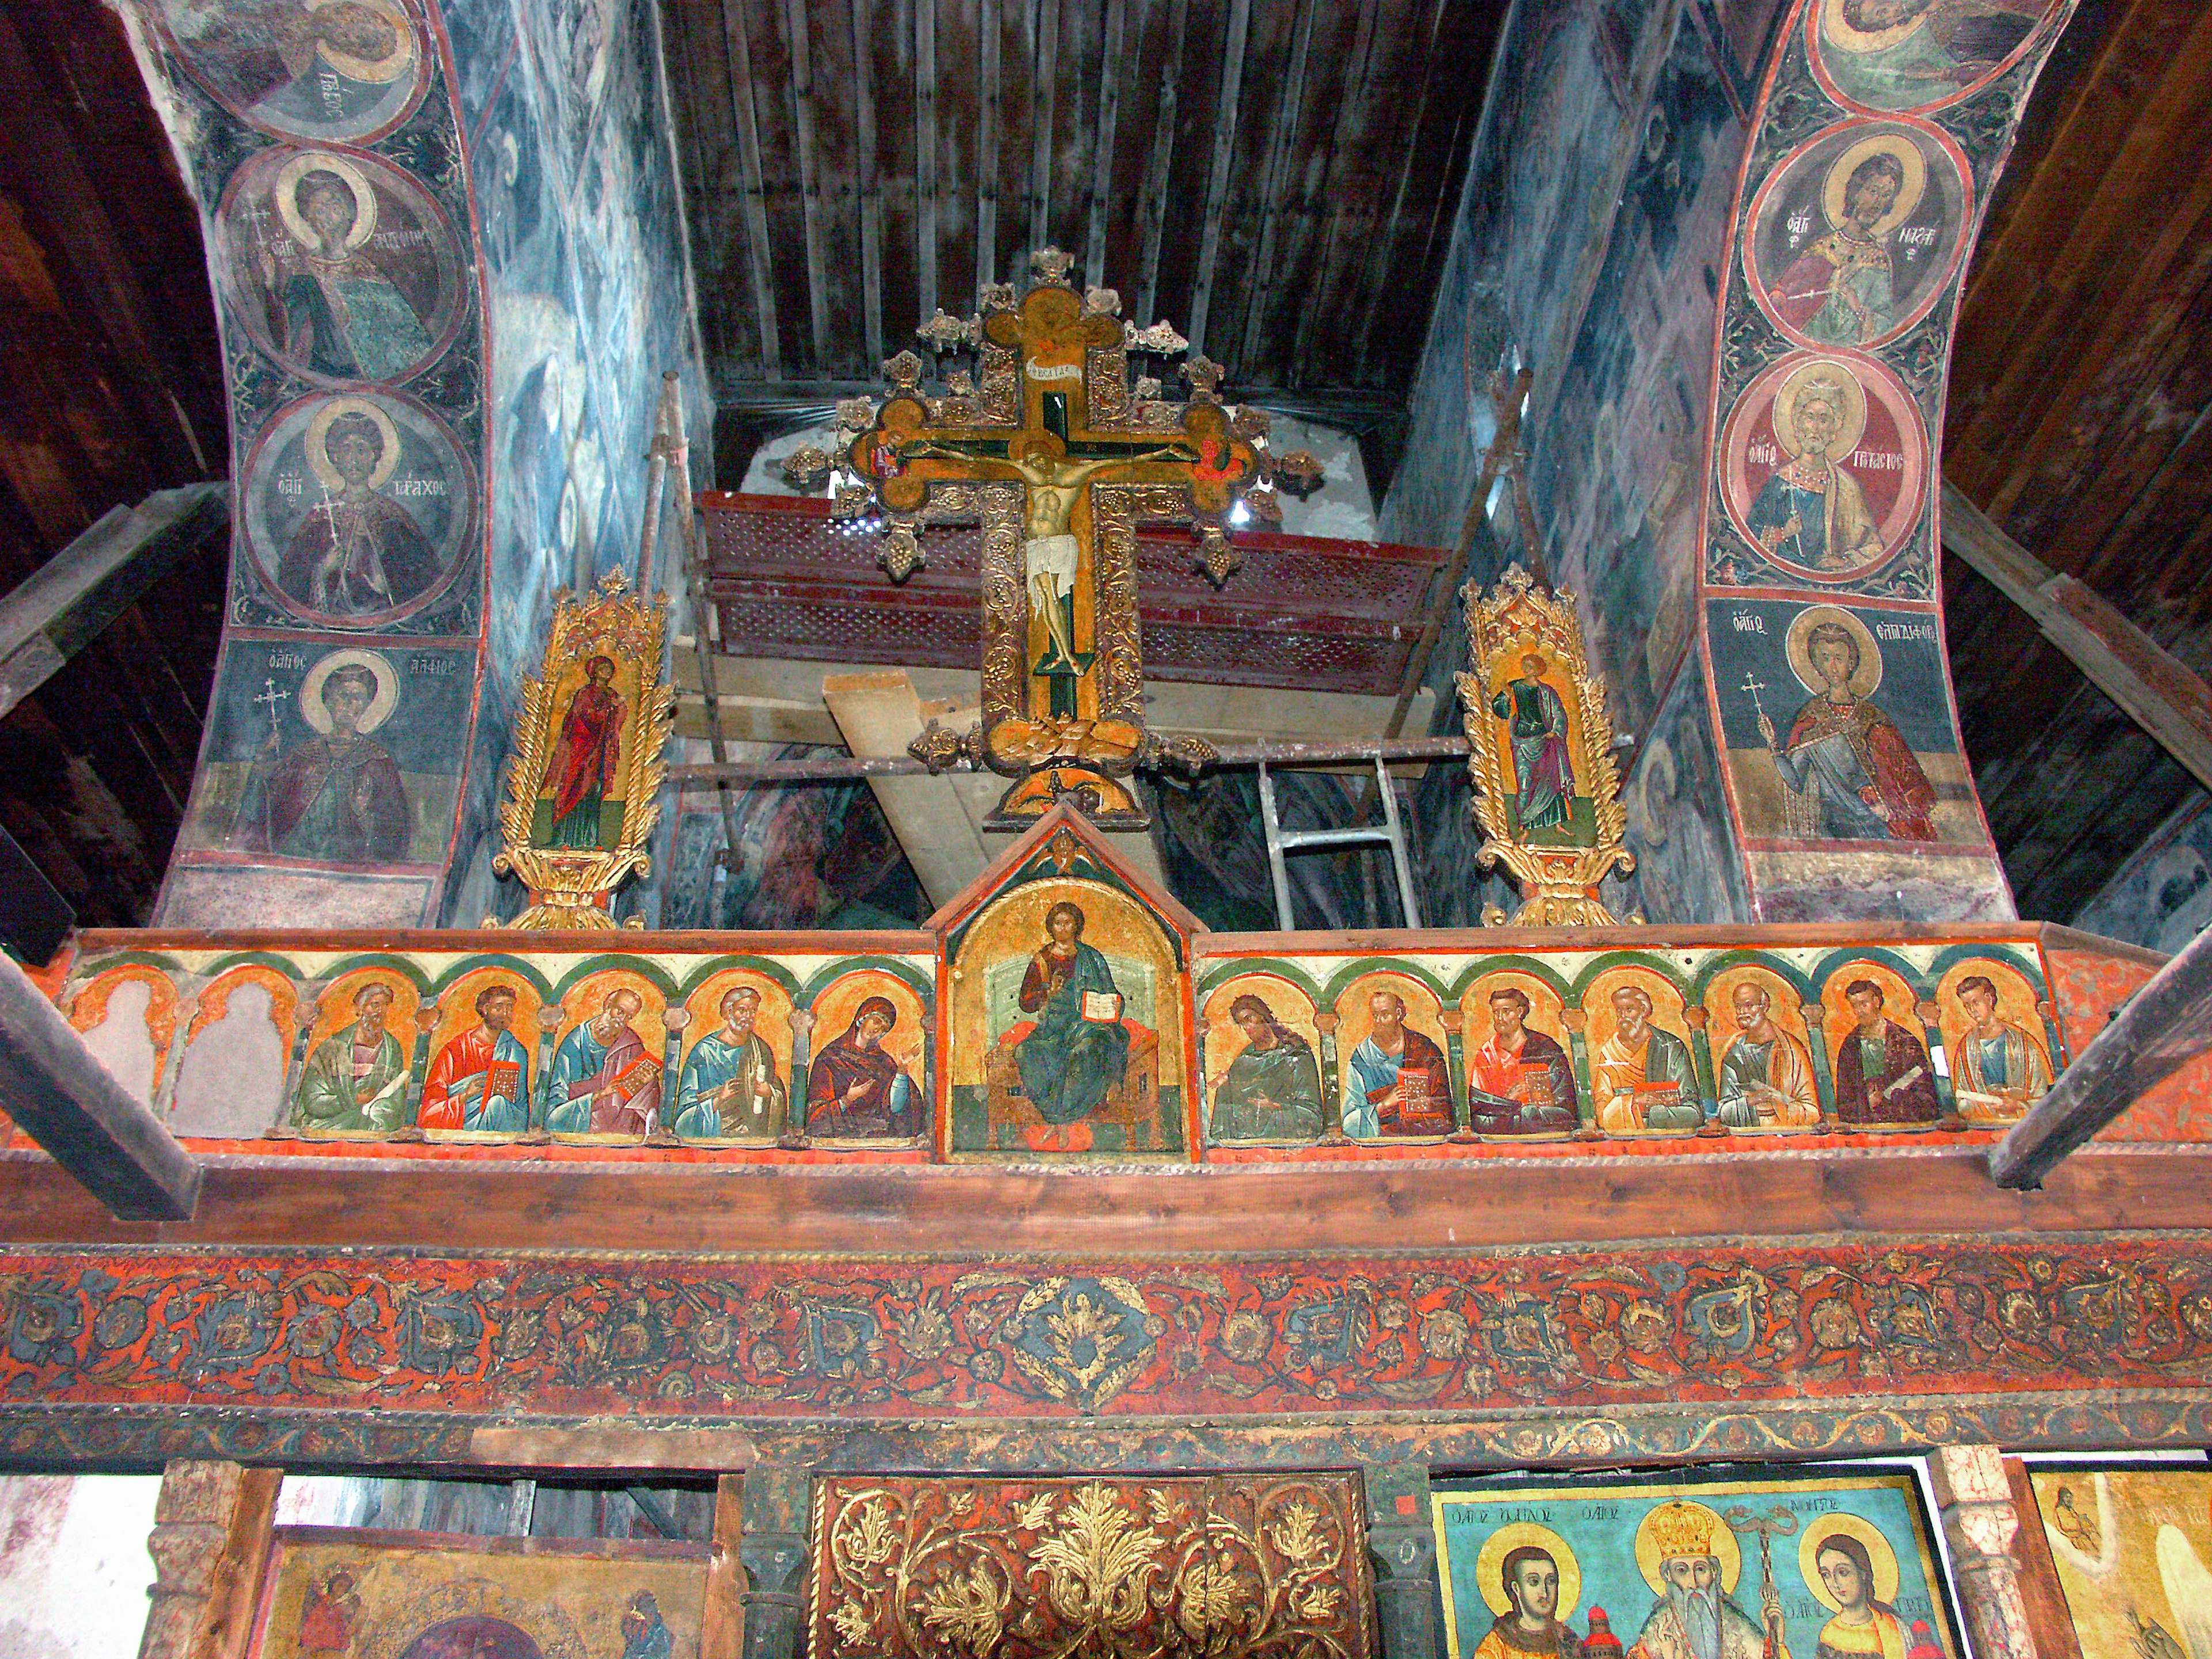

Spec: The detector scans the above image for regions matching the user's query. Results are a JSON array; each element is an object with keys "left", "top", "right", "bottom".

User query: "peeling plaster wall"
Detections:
[{"left": 0, "top": 1475, "right": 160, "bottom": 1659}]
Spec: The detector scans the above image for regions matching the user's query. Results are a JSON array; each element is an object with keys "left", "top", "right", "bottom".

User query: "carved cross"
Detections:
[{"left": 844, "top": 248, "right": 1268, "bottom": 828}]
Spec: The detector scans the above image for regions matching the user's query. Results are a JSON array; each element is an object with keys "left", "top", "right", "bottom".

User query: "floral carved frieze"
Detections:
[{"left": 809, "top": 1473, "right": 1374, "bottom": 1658}]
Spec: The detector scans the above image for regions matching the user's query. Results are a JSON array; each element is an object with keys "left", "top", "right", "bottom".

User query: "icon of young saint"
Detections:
[
  {"left": 1493, "top": 652, "right": 1576, "bottom": 836},
  {"left": 1805, "top": 1525, "right": 1911, "bottom": 1659},
  {"left": 1013, "top": 900, "right": 1130, "bottom": 1145},
  {"left": 543, "top": 654, "right": 625, "bottom": 850},
  {"left": 1715, "top": 982, "right": 1821, "bottom": 1128},
  {"left": 259, "top": 152, "right": 433, "bottom": 380},
  {"left": 1832, "top": 978, "right": 1941, "bottom": 1124},
  {"left": 1467, "top": 986, "right": 1579, "bottom": 1136},
  {"left": 1745, "top": 371, "right": 1885, "bottom": 573},
  {"left": 418, "top": 984, "right": 530, "bottom": 1132},
  {"left": 1769, "top": 144, "right": 1916, "bottom": 346},
  {"left": 275, "top": 402, "right": 440, "bottom": 616},
  {"left": 1759, "top": 611, "right": 1937, "bottom": 842},
  {"left": 237, "top": 656, "right": 410, "bottom": 864},
  {"left": 673, "top": 986, "right": 787, "bottom": 1138},
  {"left": 805, "top": 996, "right": 921, "bottom": 1137},
  {"left": 1342, "top": 989, "right": 1454, "bottom": 1138},
  {"left": 543, "top": 987, "right": 663, "bottom": 1135},
  {"left": 1591, "top": 985, "right": 1700, "bottom": 1133},
  {"left": 1476, "top": 1544, "right": 1586, "bottom": 1659},
  {"left": 291, "top": 980, "right": 408, "bottom": 1131},
  {"left": 1208, "top": 993, "right": 1323, "bottom": 1141},
  {"left": 1948, "top": 974, "right": 2052, "bottom": 1121}
]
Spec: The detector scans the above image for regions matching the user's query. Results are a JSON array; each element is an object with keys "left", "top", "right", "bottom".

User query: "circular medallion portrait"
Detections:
[
  {"left": 217, "top": 146, "right": 467, "bottom": 387},
  {"left": 1746, "top": 120, "right": 1970, "bottom": 351},
  {"left": 241, "top": 389, "right": 478, "bottom": 628},
  {"left": 1808, "top": 0, "right": 2061, "bottom": 115},
  {"left": 154, "top": 0, "right": 431, "bottom": 143},
  {"left": 1719, "top": 354, "right": 1927, "bottom": 583}
]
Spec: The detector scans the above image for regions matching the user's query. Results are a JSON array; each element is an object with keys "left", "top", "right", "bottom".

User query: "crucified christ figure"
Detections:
[{"left": 906, "top": 441, "right": 1191, "bottom": 690}]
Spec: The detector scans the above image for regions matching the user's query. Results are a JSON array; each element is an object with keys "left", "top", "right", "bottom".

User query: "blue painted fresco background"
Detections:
[{"left": 1435, "top": 1471, "right": 1957, "bottom": 1659}]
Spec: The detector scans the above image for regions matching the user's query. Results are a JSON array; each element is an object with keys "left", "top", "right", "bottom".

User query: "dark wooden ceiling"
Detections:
[
  {"left": 661, "top": 0, "right": 1502, "bottom": 450},
  {"left": 0, "top": 0, "right": 229, "bottom": 930},
  {"left": 1943, "top": 0, "right": 2212, "bottom": 922}
]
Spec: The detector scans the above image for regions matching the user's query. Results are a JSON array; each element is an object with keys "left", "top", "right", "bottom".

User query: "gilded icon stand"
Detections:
[
  {"left": 1457, "top": 563, "right": 1634, "bottom": 926},
  {"left": 493, "top": 566, "right": 674, "bottom": 929}
]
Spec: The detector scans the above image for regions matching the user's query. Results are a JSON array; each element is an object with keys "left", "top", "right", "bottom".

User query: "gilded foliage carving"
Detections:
[{"left": 810, "top": 1474, "right": 1374, "bottom": 1658}]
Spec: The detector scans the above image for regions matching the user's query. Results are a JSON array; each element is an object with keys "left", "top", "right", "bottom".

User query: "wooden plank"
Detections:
[
  {"left": 6, "top": 1143, "right": 2212, "bottom": 1259},
  {"left": 1183, "top": 0, "right": 1251, "bottom": 358},
  {"left": 1131, "top": 0, "right": 1188, "bottom": 326},
  {"left": 720, "top": 0, "right": 784, "bottom": 377},
  {"left": 1941, "top": 481, "right": 2212, "bottom": 793},
  {"left": 699, "top": 1473, "right": 747, "bottom": 1659},
  {"left": 1024, "top": 0, "right": 1062, "bottom": 253},
  {"left": 1991, "top": 915, "right": 2212, "bottom": 1189},
  {"left": 823, "top": 668, "right": 1001, "bottom": 907},
  {"left": 206, "top": 1467, "right": 282, "bottom": 1659},
  {"left": 1082, "top": 0, "right": 1127, "bottom": 285},
  {"left": 915, "top": 0, "right": 940, "bottom": 320},
  {"left": 976, "top": 0, "right": 1001, "bottom": 291},
  {"left": 0, "top": 483, "right": 225, "bottom": 719},
  {"left": 0, "top": 949, "right": 198, "bottom": 1221}
]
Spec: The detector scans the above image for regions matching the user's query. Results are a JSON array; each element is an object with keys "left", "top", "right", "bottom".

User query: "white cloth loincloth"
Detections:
[{"left": 1025, "top": 533, "right": 1080, "bottom": 599}]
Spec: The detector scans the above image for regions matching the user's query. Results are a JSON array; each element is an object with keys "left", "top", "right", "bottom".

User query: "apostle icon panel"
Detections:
[
  {"left": 1583, "top": 968, "right": 1703, "bottom": 1135},
  {"left": 418, "top": 977, "right": 536, "bottom": 1134},
  {"left": 1936, "top": 960, "right": 2054, "bottom": 1124},
  {"left": 289, "top": 972, "right": 418, "bottom": 1134},
  {"left": 217, "top": 146, "right": 466, "bottom": 387},
  {"left": 1704, "top": 967, "right": 1822, "bottom": 1132},
  {"left": 672, "top": 974, "right": 791, "bottom": 1142},
  {"left": 1433, "top": 1471, "right": 1961, "bottom": 1659},
  {"left": 1335, "top": 974, "right": 1455, "bottom": 1139},
  {"left": 241, "top": 392, "right": 478, "bottom": 630},
  {"left": 1463, "top": 974, "right": 1578, "bottom": 1138},
  {"left": 1201, "top": 975, "right": 1325, "bottom": 1144},
  {"left": 543, "top": 974, "right": 666, "bottom": 1138},
  {"left": 1819, "top": 964, "right": 1943, "bottom": 1128}
]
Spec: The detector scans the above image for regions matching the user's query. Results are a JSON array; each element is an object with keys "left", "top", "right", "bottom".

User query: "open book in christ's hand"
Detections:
[{"left": 1080, "top": 990, "right": 1124, "bottom": 1024}]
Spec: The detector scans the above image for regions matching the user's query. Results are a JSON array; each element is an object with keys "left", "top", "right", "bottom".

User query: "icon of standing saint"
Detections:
[{"left": 540, "top": 653, "right": 626, "bottom": 850}]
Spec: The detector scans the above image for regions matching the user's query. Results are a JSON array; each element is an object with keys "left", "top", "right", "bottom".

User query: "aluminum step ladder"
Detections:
[{"left": 1256, "top": 755, "right": 1423, "bottom": 930}]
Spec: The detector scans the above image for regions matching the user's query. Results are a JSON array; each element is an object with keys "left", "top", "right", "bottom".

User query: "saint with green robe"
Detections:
[
  {"left": 1210, "top": 993, "right": 1323, "bottom": 1141},
  {"left": 291, "top": 983, "right": 410, "bottom": 1131}
]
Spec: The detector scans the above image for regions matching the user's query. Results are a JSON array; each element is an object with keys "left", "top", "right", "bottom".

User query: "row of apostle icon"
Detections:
[{"left": 1200, "top": 956, "right": 2055, "bottom": 1145}]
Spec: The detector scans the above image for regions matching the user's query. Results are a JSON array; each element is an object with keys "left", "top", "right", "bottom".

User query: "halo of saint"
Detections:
[
  {"left": 1771, "top": 361, "right": 1870, "bottom": 464},
  {"left": 1821, "top": 135, "right": 1926, "bottom": 238},
  {"left": 1477, "top": 1522, "right": 1582, "bottom": 1619},
  {"left": 305, "top": 397, "right": 404, "bottom": 493},
  {"left": 298, "top": 648, "right": 398, "bottom": 734},
  {"left": 1800, "top": 1514, "right": 1911, "bottom": 1659},
  {"left": 274, "top": 149, "right": 380, "bottom": 249},
  {"left": 1634, "top": 1501, "right": 1744, "bottom": 1595},
  {"left": 1785, "top": 605, "right": 1885, "bottom": 698}
]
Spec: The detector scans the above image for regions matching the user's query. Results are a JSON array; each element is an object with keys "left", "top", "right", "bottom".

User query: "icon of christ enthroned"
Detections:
[{"left": 844, "top": 248, "right": 1267, "bottom": 830}]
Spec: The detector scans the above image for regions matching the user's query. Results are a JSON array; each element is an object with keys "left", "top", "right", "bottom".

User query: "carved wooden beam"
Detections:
[
  {"left": 0, "top": 482, "right": 226, "bottom": 720},
  {"left": 1989, "top": 919, "right": 2212, "bottom": 1189},
  {"left": 0, "top": 951, "right": 200, "bottom": 1220},
  {"left": 1942, "top": 480, "right": 2212, "bottom": 793}
]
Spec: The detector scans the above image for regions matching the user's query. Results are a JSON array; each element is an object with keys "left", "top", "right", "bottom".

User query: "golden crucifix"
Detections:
[{"left": 842, "top": 248, "right": 1266, "bottom": 829}]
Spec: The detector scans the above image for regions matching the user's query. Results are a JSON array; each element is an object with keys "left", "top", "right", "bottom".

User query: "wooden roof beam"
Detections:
[
  {"left": 1991, "top": 917, "right": 2212, "bottom": 1190},
  {"left": 0, "top": 482, "right": 226, "bottom": 721},
  {"left": 1942, "top": 480, "right": 2212, "bottom": 794},
  {"left": 0, "top": 952, "right": 199, "bottom": 1221}
]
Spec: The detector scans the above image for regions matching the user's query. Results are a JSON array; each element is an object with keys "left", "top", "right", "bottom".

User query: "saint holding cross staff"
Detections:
[{"left": 843, "top": 248, "right": 1270, "bottom": 829}]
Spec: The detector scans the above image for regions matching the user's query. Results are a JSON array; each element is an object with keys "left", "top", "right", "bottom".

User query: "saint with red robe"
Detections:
[
  {"left": 805, "top": 996, "right": 919, "bottom": 1137},
  {"left": 1759, "top": 619, "right": 1936, "bottom": 842},
  {"left": 544, "top": 654, "right": 624, "bottom": 849}
]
